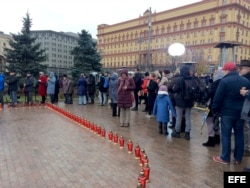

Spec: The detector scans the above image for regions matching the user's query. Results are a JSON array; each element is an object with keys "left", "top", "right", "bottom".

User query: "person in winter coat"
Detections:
[
  {"left": 153, "top": 85, "right": 176, "bottom": 135},
  {"left": 88, "top": 74, "right": 96, "bottom": 104},
  {"left": 212, "top": 62, "right": 250, "bottom": 165},
  {"left": 98, "top": 73, "right": 108, "bottom": 106},
  {"left": 167, "top": 69, "right": 180, "bottom": 129},
  {"left": 24, "top": 72, "right": 35, "bottom": 105},
  {"left": 202, "top": 68, "right": 224, "bottom": 147},
  {"left": 7, "top": 70, "right": 18, "bottom": 107},
  {"left": 238, "top": 60, "right": 250, "bottom": 157},
  {"left": 159, "top": 69, "right": 170, "bottom": 87},
  {"left": 62, "top": 74, "right": 73, "bottom": 104},
  {"left": 54, "top": 74, "right": 60, "bottom": 103},
  {"left": 141, "top": 72, "right": 150, "bottom": 112},
  {"left": 47, "top": 72, "right": 56, "bottom": 103},
  {"left": 117, "top": 68, "right": 135, "bottom": 127},
  {"left": 38, "top": 72, "right": 47, "bottom": 104},
  {"left": 0, "top": 72, "right": 5, "bottom": 107},
  {"left": 146, "top": 72, "right": 159, "bottom": 118},
  {"left": 131, "top": 68, "right": 142, "bottom": 111},
  {"left": 77, "top": 74, "right": 87, "bottom": 105},
  {"left": 171, "top": 65, "right": 197, "bottom": 140},
  {"left": 109, "top": 73, "right": 119, "bottom": 116}
]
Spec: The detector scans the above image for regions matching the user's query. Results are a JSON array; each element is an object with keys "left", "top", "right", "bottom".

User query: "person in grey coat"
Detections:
[
  {"left": 24, "top": 72, "right": 35, "bottom": 105},
  {"left": 109, "top": 73, "right": 118, "bottom": 116},
  {"left": 47, "top": 72, "right": 56, "bottom": 103}
]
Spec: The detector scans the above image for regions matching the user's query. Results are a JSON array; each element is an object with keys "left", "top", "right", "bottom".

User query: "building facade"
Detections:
[
  {"left": 0, "top": 31, "right": 12, "bottom": 72},
  {"left": 30, "top": 30, "right": 78, "bottom": 75},
  {"left": 97, "top": 0, "right": 250, "bottom": 72}
]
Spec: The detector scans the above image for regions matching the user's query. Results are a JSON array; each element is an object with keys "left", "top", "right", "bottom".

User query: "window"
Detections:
[{"left": 187, "top": 23, "right": 191, "bottom": 30}]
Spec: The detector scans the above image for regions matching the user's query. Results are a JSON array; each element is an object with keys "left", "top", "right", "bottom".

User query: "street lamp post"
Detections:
[
  {"left": 137, "top": 37, "right": 143, "bottom": 70},
  {"left": 168, "top": 43, "right": 186, "bottom": 71},
  {"left": 146, "top": 7, "right": 152, "bottom": 72}
]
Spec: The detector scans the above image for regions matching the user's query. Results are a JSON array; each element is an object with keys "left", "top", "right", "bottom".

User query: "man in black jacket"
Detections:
[
  {"left": 131, "top": 68, "right": 142, "bottom": 111},
  {"left": 8, "top": 70, "right": 18, "bottom": 107}
]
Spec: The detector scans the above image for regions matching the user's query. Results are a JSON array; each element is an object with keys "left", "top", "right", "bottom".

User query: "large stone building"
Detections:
[
  {"left": 97, "top": 0, "right": 250, "bottom": 72},
  {"left": 0, "top": 31, "right": 12, "bottom": 72},
  {"left": 30, "top": 30, "right": 78, "bottom": 75}
]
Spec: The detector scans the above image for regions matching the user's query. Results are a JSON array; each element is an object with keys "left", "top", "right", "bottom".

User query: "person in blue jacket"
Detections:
[
  {"left": 153, "top": 85, "right": 176, "bottom": 135},
  {"left": 77, "top": 74, "right": 87, "bottom": 105},
  {"left": 212, "top": 62, "right": 250, "bottom": 165}
]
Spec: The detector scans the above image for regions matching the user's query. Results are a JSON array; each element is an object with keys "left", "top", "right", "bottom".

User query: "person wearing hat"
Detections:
[
  {"left": 153, "top": 85, "right": 176, "bottom": 135},
  {"left": 7, "top": 70, "right": 18, "bottom": 107},
  {"left": 212, "top": 62, "right": 250, "bottom": 165},
  {"left": 117, "top": 68, "right": 135, "bottom": 127},
  {"left": 239, "top": 60, "right": 250, "bottom": 158}
]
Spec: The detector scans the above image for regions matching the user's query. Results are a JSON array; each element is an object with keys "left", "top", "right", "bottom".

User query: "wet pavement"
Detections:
[{"left": 0, "top": 101, "right": 249, "bottom": 188}]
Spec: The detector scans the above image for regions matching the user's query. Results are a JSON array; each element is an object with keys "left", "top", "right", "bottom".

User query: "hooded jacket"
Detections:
[
  {"left": 172, "top": 65, "right": 195, "bottom": 108},
  {"left": 109, "top": 73, "right": 118, "bottom": 103},
  {"left": 47, "top": 72, "right": 56, "bottom": 95}
]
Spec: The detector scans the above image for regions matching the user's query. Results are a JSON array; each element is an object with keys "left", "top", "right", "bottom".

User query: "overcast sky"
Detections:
[{"left": 1, "top": 0, "right": 201, "bottom": 37}]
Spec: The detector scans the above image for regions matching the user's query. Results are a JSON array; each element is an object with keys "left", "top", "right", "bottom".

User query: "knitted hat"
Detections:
[{"left": 159, "top": 85, "right": 167, "bottom": 92}]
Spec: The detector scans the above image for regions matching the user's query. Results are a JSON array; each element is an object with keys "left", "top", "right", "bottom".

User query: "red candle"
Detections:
[
  {"left": 113, "top": 133, "right": 118, "bottom": 144},
  {"left": 138, "top": 170, "right": 146, "bottom": 188},
  {"left": 134, "top": 143, "right": 141, "bottom": 159},
  {"left": 140, "top": 149, "right": 145, "bottom": 166},
  {"left": 142, "top": 154, "right": 149, "bottom": 167},
  {"left": 119, "top": 136, "right": 125, "bottom": 149},
  {"left": 108, "top": 130, "right": 113, "bottom": 142},
  {"left": 97, "top": 126, "right": 102, "bottom": 135},
  {"left": 127, "top": 140, "right": 133, "bottom": 154},
  {"left": 143, "top": 163, "right": 150, "bottom": 183},
  {"left": 101, "top": 128, "right": 106, "bottom": 138}
]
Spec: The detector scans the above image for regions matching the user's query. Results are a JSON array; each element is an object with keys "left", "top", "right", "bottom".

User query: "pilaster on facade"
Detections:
[{"left": 97, "top": 0, "right": 250, "bottom": 72}]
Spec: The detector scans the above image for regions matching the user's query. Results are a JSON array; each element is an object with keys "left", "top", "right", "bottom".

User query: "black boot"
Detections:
[
  {"left": 185, "top": 132, "right": 190, "bottom": 140},
  {"left": 158, "top": 124, "right": 163, "bottom": 134},
  {"left": 112, "top": 103, "right": 117, "bottom": 116},
  {"left": 164, "top": 126, "right": 169, "bottom": 135},
  {"left": 214, "top": 134, "right": 220, "bottom": 145},
  {"left": 171, "top": 130, "right": 180, "bottom": 138},
  {"left": 202, "top": 136, "right": 215, "bottom": 147}
]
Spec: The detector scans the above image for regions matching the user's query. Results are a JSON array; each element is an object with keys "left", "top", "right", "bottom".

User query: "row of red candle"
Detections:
[{"left": 46, "top": 103, "right": 150, "bottom": 188}]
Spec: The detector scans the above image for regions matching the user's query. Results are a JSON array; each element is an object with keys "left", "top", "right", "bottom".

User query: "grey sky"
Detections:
[{"left": 1, "top": 0, "right": 201, "bottom": 37}]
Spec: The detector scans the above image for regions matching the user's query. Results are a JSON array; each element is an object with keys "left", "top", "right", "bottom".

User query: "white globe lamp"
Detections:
[{"left": 168, "top": 43, "right": 185, "bottom": 56}]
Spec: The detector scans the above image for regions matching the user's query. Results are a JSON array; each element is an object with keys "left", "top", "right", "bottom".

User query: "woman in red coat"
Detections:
[
  {"left": 117, "top": 68, "right": 135, "bottom": 127},
  {"left": 38, "top": 72, "right": 47, "bottom": 104}
]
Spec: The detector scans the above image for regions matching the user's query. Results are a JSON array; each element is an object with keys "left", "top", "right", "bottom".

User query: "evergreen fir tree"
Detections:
[
  {"left": 4, "top": 12, "right": 47, "bottom": 78},
  {"left": 71, "top": 30, "right": 102, "bottom": 81}
]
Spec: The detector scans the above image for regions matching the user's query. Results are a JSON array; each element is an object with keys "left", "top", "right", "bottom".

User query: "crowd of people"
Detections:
[{"left": 0, "top": 60, "right": 250, "bottom": 171}]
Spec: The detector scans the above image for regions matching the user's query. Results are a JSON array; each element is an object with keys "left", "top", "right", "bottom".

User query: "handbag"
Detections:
[{"left": 241, "top": 98, "right": 250, "bottom": 121}]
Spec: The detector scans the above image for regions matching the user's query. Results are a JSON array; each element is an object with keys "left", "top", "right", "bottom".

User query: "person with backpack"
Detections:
[
  {"left": 172, "top": 65, "right": 200, "bottom": 140},
  {"left": 7, "top": 70, "right": 18, "bottom": 107},
  {"left": 131, "top": 68, "right": 142, "bottom": 111},
  {"left": 0, "top": 72, "right": 5, "bottom": 107}
]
